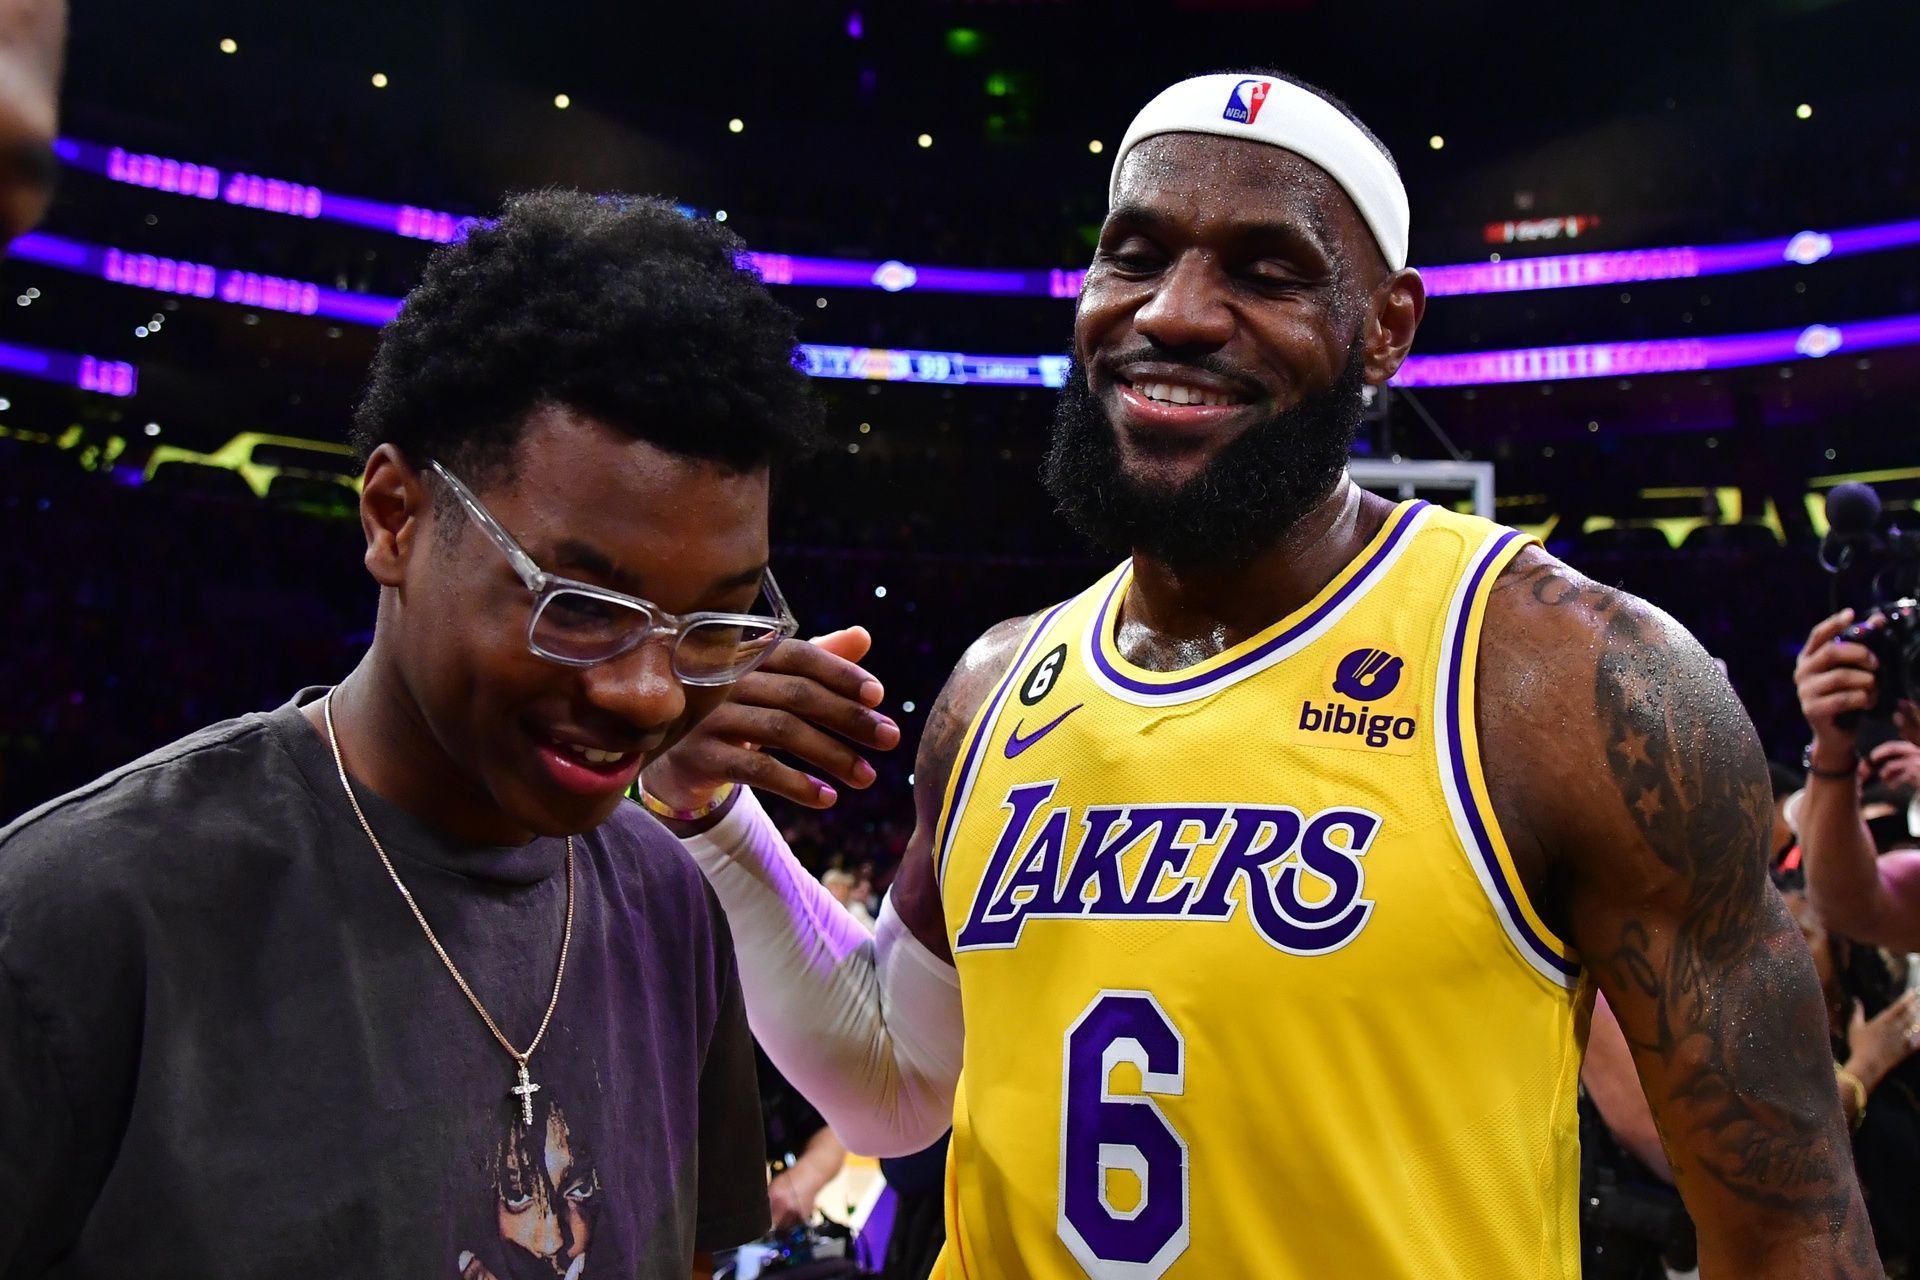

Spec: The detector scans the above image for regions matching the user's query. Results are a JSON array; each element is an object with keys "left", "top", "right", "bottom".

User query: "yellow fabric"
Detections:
[{"left": 928, "top": 501, "right": 1588, "bottom": 1280}]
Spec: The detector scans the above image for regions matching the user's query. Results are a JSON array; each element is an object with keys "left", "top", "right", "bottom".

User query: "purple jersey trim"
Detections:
[
  {"left": 1441, "top": 529, "right": 1579, "bottom": 979},
  {"left": 1087, "top": 501, "right": 1429, "bottom": 699}
]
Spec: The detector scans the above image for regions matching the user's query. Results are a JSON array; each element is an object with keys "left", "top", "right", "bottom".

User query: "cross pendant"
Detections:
[{"left": 509, "top": 1060, "right": 542, "bottom": 1128}]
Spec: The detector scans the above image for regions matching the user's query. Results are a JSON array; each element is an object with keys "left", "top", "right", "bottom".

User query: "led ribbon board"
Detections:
[
  {"left": 57, "top": 138, "right": 1920, "bottom": 298},
  {"left": 14, "top": 231, "right": 1920, "bottom": 389},
  {"left": 0, "top": 339, "right": 137, "bottom": 396}
]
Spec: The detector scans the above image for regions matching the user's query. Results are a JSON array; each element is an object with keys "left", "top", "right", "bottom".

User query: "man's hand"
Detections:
[
  {"left": 644, "top": 627, "right": 902, "bottom": 812},
  {"left": 1845, "top": 989, "right": 1920, "bottom": 1095},
  {"left": 1869, "top": 737, "right": 1920, "bottom": 791},
  {"left": 1796, "top": 608, "right": 1880, "bottom": 766},
  {"left": 768, "top": 1169, "right": 819, "bottom": 1231},
  {"left": 768, "top": 1170, "right": 811, "bottom": 1230}
]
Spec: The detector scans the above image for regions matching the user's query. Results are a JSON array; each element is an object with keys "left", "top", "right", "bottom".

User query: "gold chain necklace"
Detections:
[{"left": 322, "top": 693, "right": 574, "bottom": 1127}]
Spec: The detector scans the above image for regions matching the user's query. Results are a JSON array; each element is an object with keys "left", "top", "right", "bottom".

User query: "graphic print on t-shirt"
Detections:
[{"left": 459, "top": 1087, "right": 603, "bottom": 1280}]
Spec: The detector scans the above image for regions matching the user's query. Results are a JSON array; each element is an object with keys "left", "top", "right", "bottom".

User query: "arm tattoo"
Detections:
[
  {"left": 914, "top": 675, "right": 977, "bottom": 796},
  {"left": 914, "top": 613, "right": 1038, "bottom": 796},
  {"left": 895, "top": 614, "right": 1042, "bottom": 960},
  {"left": 1583, "top": 585, "right": 1872, "bottom": 1261}
]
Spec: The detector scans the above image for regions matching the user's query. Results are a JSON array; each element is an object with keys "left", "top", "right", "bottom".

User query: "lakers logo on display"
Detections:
[{"left": 1288, "top": 645, "right": 1420, "bottom": 755}]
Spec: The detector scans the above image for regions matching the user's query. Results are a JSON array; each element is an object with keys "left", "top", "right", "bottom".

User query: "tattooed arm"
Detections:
[
  {"left": 1481, "top": 549, "right": 1879, "bottom": 1279},
  {"left": 889, "top": 614, "right": 1043, "bottom": 959}
]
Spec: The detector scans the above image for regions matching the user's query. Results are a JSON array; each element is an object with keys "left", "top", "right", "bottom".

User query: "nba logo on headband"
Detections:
[
  {"left": 1113, "top": 73, "right": 1412, "bottom": 270},
  {"left": 1222, "top": 79, "right": 1271, "bottom": 125}
]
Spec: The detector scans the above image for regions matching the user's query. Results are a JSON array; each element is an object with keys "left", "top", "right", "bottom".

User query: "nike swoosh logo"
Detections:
[{"left": 1004, "top": 704, "right": 1084, "bottom": 759}]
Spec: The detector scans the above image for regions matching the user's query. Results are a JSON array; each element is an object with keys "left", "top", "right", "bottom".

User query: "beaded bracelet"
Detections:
[{"left": 636, "top": 782, "right": 737, "bottom": 823}]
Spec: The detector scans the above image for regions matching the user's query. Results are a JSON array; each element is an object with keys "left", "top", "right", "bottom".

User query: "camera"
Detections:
[
  {"left": 1818, "top": 482, "right": 1920, "bottom": 727},
  {"left": 1842, "top": 599, "right": 1920, "bottom": 722}
]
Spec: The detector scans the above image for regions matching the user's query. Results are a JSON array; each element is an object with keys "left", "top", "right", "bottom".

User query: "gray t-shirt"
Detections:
[{"left": 0, "top": 691, "right": 769, "bottom": 1278}]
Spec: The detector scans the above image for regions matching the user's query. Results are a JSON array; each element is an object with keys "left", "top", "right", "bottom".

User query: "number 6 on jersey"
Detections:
[{"left": 1058, "top": 991, "right": 1190, "bottom": 1279}]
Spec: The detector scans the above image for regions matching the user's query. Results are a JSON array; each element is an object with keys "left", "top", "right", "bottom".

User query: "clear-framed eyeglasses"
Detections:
[{"left": 428, "top": 460, "right": 798, "bottom": 686}]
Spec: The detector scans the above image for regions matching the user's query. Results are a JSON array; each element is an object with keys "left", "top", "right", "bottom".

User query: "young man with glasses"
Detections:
[{"left": 0, "top": 192, "right": 870, "bottom": 1278}]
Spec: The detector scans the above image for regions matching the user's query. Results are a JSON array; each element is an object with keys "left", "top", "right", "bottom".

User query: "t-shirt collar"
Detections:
[{"left": 271, "top": 688, "right": 571, "bottom": 887}]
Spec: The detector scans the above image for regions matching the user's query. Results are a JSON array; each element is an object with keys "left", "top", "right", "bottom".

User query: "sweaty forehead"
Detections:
[{"left": 1112, "top": 133, "right": 1380, "bottom": 273}]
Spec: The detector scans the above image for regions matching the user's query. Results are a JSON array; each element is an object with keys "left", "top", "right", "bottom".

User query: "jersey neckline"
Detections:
[{"left": 1083, "top": 499, "right": 1432, "bottom": 707}]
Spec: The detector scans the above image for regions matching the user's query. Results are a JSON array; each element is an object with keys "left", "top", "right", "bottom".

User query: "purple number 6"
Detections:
[{"left": 1057, "top": 991, "right": 1190, "bottom": 1279}]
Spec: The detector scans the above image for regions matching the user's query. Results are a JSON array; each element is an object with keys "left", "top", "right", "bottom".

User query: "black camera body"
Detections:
[
  {"left": 1819, "top": 482, "right": 1920, "bottom": 729},
  {"left": 1841, "top": 598, "right": 1920, "bottom": 721}
]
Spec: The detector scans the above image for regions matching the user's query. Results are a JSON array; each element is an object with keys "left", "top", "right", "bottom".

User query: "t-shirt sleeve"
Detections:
[
  {"left": 693, "top": 910, "right": 772, "bottom": 1253},
  {"left": 0, "top": 961, "right": 83, "bottom": 1277}
]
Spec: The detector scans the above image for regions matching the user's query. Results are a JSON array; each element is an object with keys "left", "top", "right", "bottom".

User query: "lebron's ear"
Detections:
[
  {"left": 1363, "top": 267, "right": 1426, "bottom": 386},
  {"left": 359, "top": 444, "right": 429, "bottom": 588}
]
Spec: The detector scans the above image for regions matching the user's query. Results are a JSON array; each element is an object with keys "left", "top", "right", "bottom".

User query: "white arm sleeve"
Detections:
[{"left": 678, "top": 787, "right": 963, "bottom": 1157}]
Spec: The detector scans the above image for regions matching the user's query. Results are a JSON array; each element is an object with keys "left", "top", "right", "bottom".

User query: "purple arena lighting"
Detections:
[
  {"left": 14, "top": 233, "right": 335, "bottom": 317},
  {"left": 0, "top": 340, "right": 138, "bottom": 397},
  {"left": 56, "top": 138, "right": 476, "bottom": 243},
  {"left": 19, "top": 229, "right": 1920, "bottom": 390},
  {"left": 55, "top": 134, "right": 1920, "bottom": 299},
  {"left": 1391, "top": 316, "right": 1920, "bottom": 387}
]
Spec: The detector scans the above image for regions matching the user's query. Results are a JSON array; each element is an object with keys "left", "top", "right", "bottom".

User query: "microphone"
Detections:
[{"left": 1820, "top": 482, "right": 1881, "bottom": 571}]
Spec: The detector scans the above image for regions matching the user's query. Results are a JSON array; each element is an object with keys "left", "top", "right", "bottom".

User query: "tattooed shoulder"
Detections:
[
  {"left": 1491, "top": 547, "right": 1771, "bottom": 879},
  {"left": 896, "top": 611, "right": 1049, "bottom": 956},
  {"left": 914, "top": 612, "right": 1043, "bottom": 803}
]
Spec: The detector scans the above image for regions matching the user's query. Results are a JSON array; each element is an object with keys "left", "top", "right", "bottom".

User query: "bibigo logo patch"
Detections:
[{"left": 1285, "top": 646, "right": 1420, "bottom": 755}]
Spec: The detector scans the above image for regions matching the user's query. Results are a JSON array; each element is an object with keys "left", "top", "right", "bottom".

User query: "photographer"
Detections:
[{"left": 1794, "top": 607, "right": 1920, "bottom": 949}]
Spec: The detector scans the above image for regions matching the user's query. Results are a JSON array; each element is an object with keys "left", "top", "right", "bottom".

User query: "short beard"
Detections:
[{"left": 1041, "top": 337, "right": 1369, "bottom": 575}]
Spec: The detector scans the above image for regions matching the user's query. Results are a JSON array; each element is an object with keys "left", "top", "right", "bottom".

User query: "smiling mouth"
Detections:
[
  {"left": 535, "top": 732, "right": 659, "bottom": 799},
  {"left": 1125, "top": 378, "right": 1248, "bottom": 408},
  {"left": 553, "top": 741, "right": 631, "bottom": 766},
  {"left": 543, "top": 727, "right": 667, "bottom": 769}
]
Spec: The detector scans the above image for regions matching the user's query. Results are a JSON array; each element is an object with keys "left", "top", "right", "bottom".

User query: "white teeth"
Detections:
[
  {"left": 1136, "top": 381, "right": 1235, "bottom": 407},
  {"left": 559, "top": 743, "right": 626, "bottom": 765}
]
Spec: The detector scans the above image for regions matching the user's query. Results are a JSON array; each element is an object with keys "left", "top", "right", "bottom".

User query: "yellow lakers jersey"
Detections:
[{"left": 930, "top": 500, "right": 1590, "bottom": 1280}]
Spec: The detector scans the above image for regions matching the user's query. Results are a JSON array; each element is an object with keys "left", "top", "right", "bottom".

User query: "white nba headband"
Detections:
[{"left": 1109, "top": 74, "right": 1411, "bottom": 272}]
